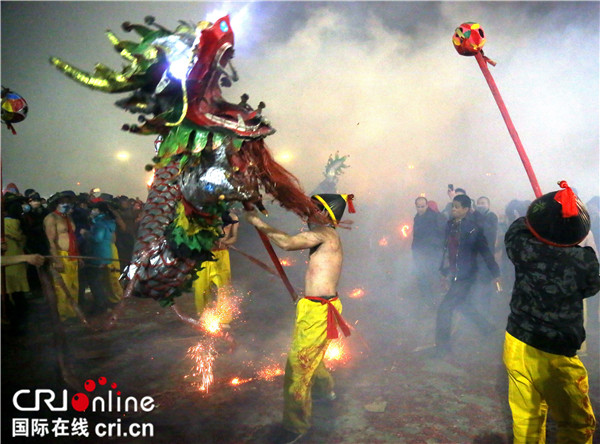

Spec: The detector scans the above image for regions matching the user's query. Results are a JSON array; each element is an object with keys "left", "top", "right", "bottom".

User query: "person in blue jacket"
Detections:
[
  {"left": 433, "top": 193, "right": 501, "bottom": 357},
  {"left": 85, "top": 201, "right": 117, "bottom": 315}
]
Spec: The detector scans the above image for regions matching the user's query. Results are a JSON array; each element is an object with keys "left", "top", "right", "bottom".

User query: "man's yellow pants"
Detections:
[
  {"left": 54, "top": 250, "right": 79, "bottom": 321},
  {"left": 503, "top": 332, "right": 596, "bottom": 443},
  {"left": 194, "top": 249, "right": 232, "bottom": 323},
  {"left": 282, "top": 297, "right": 342, "bottom": 434},
  {"left": 108, "top": 243, "right": 123, "bottom": 303}
]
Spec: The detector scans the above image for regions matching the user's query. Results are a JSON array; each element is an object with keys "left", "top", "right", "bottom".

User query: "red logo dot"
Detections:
[
  {"left": 117, "top": 391, "right": 121, "bottom": 396},
  {"left": 71, "top": 393, "right": 89, "bottom": 412},
  {"left": 84, "top": 379, "right": 96, "bottom": 392},
  {"left": 98, "top": 376, "right": 107, "bottom": 385},
  {"left": 111, "top": 383, "right": 117, "bottom": 389}
]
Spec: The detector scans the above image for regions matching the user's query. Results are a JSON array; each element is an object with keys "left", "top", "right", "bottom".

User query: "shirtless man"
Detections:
[
  {"left": 43, "top": 191, "right": 80, "bottom": 320},
  {"left": 245, "top": 193, "right": 354, "bottom": 444}
]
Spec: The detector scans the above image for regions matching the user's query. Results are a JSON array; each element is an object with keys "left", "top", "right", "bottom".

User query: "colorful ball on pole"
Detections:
[
  {"left": 1, "top": 87, "right": 28, "bottom": 134},
  {"left": 452, "top": 22, "right": 486, "bottom": 56}
]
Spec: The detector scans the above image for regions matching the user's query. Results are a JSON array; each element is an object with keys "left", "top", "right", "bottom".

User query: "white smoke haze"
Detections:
[
  {"left": 219, "top": 3, "right": 598, "bottom": 231},
  {"left": 2, "top": 2, "right": 597, "bottom": 212}
]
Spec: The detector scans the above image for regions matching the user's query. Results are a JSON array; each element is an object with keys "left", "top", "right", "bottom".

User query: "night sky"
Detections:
[{"left": 2, "top": 1, "right": 598, "bottom": 216}]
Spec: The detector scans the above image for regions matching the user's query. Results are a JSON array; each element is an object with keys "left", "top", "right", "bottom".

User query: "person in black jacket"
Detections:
[
  {"left": 503, "top": 181, "right": 599, "bottom": 442},
  {"left": 412, "top": 196, "right": 446, "bottom": 300},
  {"left": 433, "top": 194, "right": 500, "bottom": 357}
]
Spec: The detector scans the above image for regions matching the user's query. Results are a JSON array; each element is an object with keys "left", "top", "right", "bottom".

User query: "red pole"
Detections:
[
  {"left": 474, "top": 51, "right": 543, "bottom": 198},
  {"left": 255, "top": 228, "right": 299, "bottom": 302}
]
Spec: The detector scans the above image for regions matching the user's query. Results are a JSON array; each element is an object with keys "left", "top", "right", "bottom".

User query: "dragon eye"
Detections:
[{"left": 220, "top": 21, "right": 229, "bottom": 33}]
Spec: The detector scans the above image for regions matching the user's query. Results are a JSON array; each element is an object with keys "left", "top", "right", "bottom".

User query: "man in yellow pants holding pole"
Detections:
[
  {"left": 503, "top": 181, "right": 599, "bottom": 443},
  {"left": 245, "top": 193, "right": 354, "bottom": 444}
]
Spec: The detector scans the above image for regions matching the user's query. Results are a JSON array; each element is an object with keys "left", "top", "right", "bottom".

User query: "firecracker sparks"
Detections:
[
  {"left": 200, "top": 308, "right": 222, "bottom": 334},
  {"left": 279, "top": 257, "right": 294, "bottom": 267},
  {"left": 185, "top": 341, "right": 217, "bottom": 392},
  {"left": 230, "top": 376, "right": 254, "bottom": 386},
  {"left": 257, "top": 364, "right": 284, "bottom": 381},
  {"left": 324, "top": 339, "right": 349, "bottom": 368},
  {"left": 199, "top": 288, "right": 242, "bottom": 335},
  {"left": 400, "top": 224, "right": 410, "bottom": 238},
  {"left": 378, "top": 237, "right": 389, "bottom": 247},
  {"left": 348, "top": 288, "right": 365, "bottom": 299}
]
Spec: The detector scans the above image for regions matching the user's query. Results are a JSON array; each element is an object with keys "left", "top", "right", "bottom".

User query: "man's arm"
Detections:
[
  {"left": 221, "top": 213, "right": 239, "bottom": 247},
  {"left": 43, "top": 214, "right": 64, "bottom": 272},
  {"left": 476, "top": 227, "right": 500, "bottom": 278},
  {"left": 244, "top": 209, "right": 323, "bottom": 251},
  {"left": 2, "top": 254, "right": 45, "bottom": 267}
]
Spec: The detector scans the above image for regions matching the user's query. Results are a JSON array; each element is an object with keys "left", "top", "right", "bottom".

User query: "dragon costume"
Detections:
[{"left": 50, "top": 15, "right": 323, "bottom": 306}]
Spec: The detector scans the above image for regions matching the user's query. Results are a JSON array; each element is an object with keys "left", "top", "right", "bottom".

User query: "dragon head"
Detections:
[
  {"left": 50, "top": 15, "right": 274, "bottom": 139},
  {"left": 184, "top": 16, "right": 274, "bottom": 138}
]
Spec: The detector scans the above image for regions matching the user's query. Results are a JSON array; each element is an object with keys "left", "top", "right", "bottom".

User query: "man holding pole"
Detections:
[{"left": 244, "top": 193, "right": 354, "bottom": 444}]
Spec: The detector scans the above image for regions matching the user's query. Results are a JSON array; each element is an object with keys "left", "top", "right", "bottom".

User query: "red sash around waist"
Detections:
[{"left": 304, "top": 296, "right": 351, "bottom": 339}]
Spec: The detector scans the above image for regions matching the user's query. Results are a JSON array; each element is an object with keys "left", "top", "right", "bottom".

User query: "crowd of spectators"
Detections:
[{"left": 1, "top": 183, "right": 145, "bottom": 333}]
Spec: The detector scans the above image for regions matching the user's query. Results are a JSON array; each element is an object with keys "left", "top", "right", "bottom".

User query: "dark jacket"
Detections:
[
  {"left": 505, "top": 217, "right": 600, "bottom": 356},
  {"left": 412, "top": 208, "right": 446, "bottom": 254},
  {"left": 440, "top": 216, "right": 499, "bottom": 281},
  {"left": 473, "top": 210, "right": 498, "bottom": 254}
]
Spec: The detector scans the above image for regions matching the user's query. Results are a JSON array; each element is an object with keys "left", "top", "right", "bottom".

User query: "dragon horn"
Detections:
[
  {"left": 121, "top": 21, "right": 154, "bottom": 38},
  {"left": 49, "top": 57, "right": 142, "bottom": 93},
  {"left": 106, "top": 30, "right": 138, "bottom": 62}
]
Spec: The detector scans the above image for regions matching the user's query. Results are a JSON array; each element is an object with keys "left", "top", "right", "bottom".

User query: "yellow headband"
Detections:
[{"left": 313, "top": 195, "right": 337, "bottom": 224}]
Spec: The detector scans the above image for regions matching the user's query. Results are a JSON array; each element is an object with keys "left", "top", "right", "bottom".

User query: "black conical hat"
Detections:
[
  {"left": 526, "top": 181, "right": 590, "bottom": 247},
  {"left": 311, "top": 194, "right": 355, "bottom": 224}
]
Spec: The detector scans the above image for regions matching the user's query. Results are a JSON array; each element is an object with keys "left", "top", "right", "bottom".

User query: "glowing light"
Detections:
[
  {"left": 348, "top": 288, "right": 365, "bottom": 299},
  {"left": 185, "top": 341, "right": 217, "bottom": 392},
  {"left": 324, "top": 339, "right": 350, "bottom": 368},
  {"left": 230, "top": 376, "right": 253, "bottom": 386},
  {"left": 275, "top": 151, "right": 294, "bottom": 164},
  {"left": 76, "top": 182, "right": 81, "bottom": 186},
  {"left": 146, "top": 170, "right": 155, "bottom": 188},
  {"left": 400, "top": 224, "right": 410, "bottom": 238},
  {"left": 200, "top": 308, "right": 223, "bottom": 335},
  {"left": 116, "top": 151, "right": 130, "bottom": 161},
  {"left": 407, "top": 164, "right": 415, "bottom": 169},
  {"left": 378, "top": 237, "right": 388, "bottom": 247},
  {"left": 199, "top": 288, "right": 242, "bottom": 336},
  {"left": 206, "top": 5, "right": 251, "bottom": 42},
  {"left": 279, "top": 257, "right": 294, "bottom": 267}
]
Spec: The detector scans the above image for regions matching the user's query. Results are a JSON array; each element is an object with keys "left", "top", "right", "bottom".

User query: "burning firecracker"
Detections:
[
  {"left": 199, "top": 288, "right": 242, "bottom": 335},
  {"left": 324, "top": 338, "right": 350, "bottom": 369},
  {"left": 279, "top": 257, "right": 294, "bottom": 267},
  {"left": 228, "top": 362, "right": 284, "bottom": 388},
  {"left": 400, "top": 224, "right": 410, "bottom": 238},
  {"left": 348, "top": 288, "right": 365, "bottom": 299}
]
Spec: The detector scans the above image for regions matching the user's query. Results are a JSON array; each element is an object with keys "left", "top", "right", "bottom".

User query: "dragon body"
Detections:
[{"left": 51, "top": 15, "right": 322, "bottom": 305}]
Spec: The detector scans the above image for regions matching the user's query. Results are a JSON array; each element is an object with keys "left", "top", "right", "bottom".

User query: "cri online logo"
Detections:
[{"left": 13, "top": 377, "right": 155, "bottom": 413}]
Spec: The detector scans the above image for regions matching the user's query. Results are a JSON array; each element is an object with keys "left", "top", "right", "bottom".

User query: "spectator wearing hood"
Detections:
[{"left": 85, "top": 202, "right": 117, "bottom": 315}]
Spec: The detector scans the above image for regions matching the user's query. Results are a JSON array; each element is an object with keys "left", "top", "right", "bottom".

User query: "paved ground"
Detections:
[{"left": 2, "top": 226, "right": 599, "bottom": 443}]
